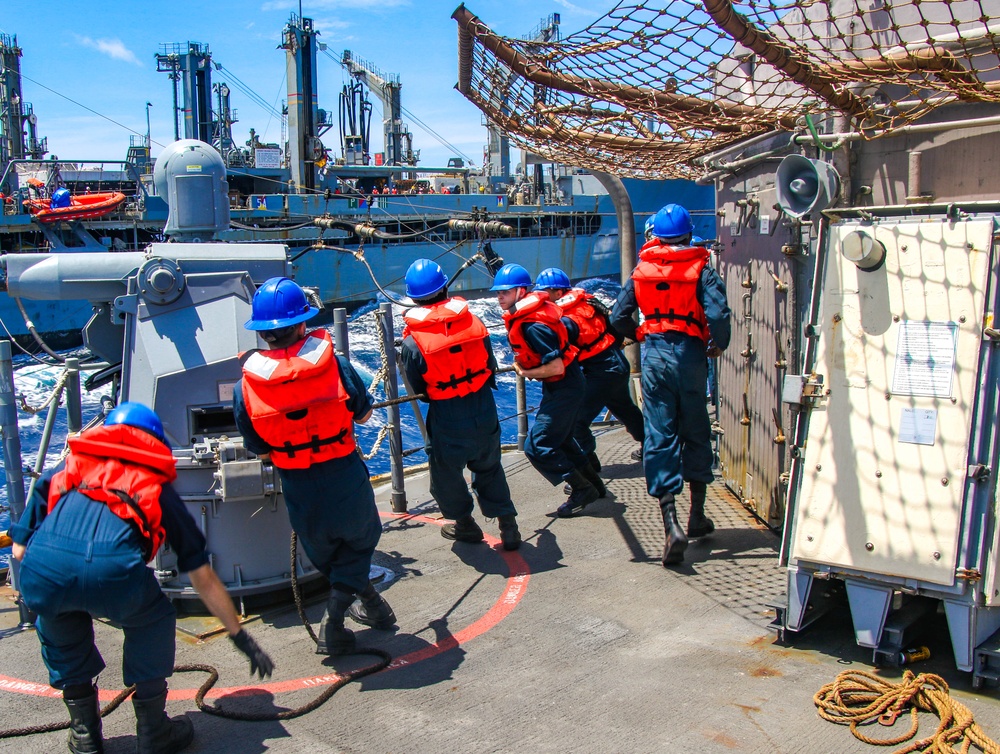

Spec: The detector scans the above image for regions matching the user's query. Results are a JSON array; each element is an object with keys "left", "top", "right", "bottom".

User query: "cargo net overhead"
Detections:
[{"left": 453, "top": 1, "right": 1000, "bottom": 179}]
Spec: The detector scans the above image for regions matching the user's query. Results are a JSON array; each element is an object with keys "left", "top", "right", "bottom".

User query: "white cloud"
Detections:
[
  {"left": 310, "top": 17, "right": 352, "bottom": 33},
  {"left": 75, "top": 36, "right": 142, "bottom": 66},
  {"left": 553, "top": 0, "right": 595, "bottom": 14}
]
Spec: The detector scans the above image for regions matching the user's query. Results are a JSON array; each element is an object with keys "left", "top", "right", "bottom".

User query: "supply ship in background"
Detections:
[{"left": 0, "top": 13, "right": 714, "bottom": 351}]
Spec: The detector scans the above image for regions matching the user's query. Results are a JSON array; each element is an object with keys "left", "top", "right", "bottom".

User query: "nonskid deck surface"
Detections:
[{"left": 3, "top": 429, "right": 999, "bottom": 753}]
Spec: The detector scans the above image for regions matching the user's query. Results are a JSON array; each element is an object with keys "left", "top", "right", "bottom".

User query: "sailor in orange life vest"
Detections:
[
  {"left": 10, "top": 402, "right": 273, "bottom": 754},
  {"left": 492, "top": 263, "right": 605, "bottom": 517},
  {"left": 533, "top": 267, "right": 646, "bottom": 473},
  {"left": 233, "top": 277, "right": 396, "bottom": 657},
  {"left": 399, "top": 259, "right": 521, "bottom": 550},
  {"left": 610, "top": 204, "right": 732, "bottom": 567}
]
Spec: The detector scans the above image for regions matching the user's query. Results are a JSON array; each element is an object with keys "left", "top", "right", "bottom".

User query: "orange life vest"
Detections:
[
  {"left": 48, "top": 423, "right": 177, "bottom": 561},
  {"left": 632, "top": 240, "right": 711, "bottom": 343},
  {"left": 402, "top": 297, "right": 492, "bottom": 399},
  {"left": 554, "top": 288, "right": 616, "bottom": 362},
  {"left": 241, "top": 330, "right": 356, "bottom": 469},
  {"left": 503, "top": 292, "right": 578, "bottom": 382}
]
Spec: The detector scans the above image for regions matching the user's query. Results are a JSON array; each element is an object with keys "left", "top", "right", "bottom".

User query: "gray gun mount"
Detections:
[{"left": 1, "top": 243, "right": 324, "bottom": 600}]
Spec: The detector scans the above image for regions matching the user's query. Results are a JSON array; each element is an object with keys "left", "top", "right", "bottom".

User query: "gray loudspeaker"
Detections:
[{"left": 775, "top": 154, "right": 841, "bottom": 218}]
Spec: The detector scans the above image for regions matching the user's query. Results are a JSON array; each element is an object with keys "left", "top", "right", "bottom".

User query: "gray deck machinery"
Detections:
[{"left": 1, "top": 139, "right": 322, "bottom": 605}]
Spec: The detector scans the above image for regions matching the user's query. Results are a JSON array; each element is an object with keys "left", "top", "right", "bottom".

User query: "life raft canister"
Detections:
[
  {"left": 241, "top": 330, "right": 356, "bottom": 469},
  {"left": 632, "top": 240, "right": 711, "bottom": 343},
  {"left": 503, "top": 292, "right": 578, "bottom": 382},
  {"left": 402, "top": 297, "right": 492, "bottom": 399},
  {"left": 554, "top": 288, "right": 616, "bottom": 361},
  {"left": 48, "top": 423, "right": 177, "bottom": 562}
]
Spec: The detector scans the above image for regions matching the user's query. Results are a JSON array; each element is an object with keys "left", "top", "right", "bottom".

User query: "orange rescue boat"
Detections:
[{"left": 23, "top": 191, "right": 127, "bottom": 223}]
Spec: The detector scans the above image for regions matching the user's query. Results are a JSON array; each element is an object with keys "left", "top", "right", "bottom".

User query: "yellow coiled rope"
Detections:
[{"left": 814, "top": 669, "right": 1000, "bottom": 753}]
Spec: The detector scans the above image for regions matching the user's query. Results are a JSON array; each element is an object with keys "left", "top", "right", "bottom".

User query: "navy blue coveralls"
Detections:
[
  {"left": 400, "top": 331, "right": 516, "bottom": 520},
  {"left": 11, "top": 469, "right": 208, "bottom": 690},
  {"left": 563, "top": 318, "right": 645, "bottom": 455},
  {"left": 610, "top": 267, "right": 731, "bottom": 498},
  {"left": 519, "top": 322, "right": 588, "bottom": 485},
  {"left": 233, "top": 353, "right": 381, "bottom": 595}
]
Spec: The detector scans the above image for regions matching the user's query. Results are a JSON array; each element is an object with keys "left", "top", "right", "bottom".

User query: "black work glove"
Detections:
[{"left": 230, "top": 629, "right": 275, "bottom": 679}]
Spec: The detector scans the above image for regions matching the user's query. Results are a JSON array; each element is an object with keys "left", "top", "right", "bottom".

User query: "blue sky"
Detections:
[{"left": 1, "top": 1, "right": 616, "bottom": 169}]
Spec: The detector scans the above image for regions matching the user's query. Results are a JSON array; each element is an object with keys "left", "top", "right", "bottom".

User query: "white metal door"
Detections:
[{"left": 791, "top": 219, "right": 993, "bottom": 585}]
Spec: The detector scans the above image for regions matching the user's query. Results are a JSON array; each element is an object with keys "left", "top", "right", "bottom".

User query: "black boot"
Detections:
[
  {"left": 687, "top": 480, "right": 715, "bottom": 538},
  {"left": 441, "top": 514, "right": 485, "bottom": 543},
  {"left": 316, "top": 588, "right": 356, "bottom": 655},
  {"left": 132, "top": 690, "right": 193, "bottom": 754},
  {"left": 498, "top": 514, "right": 522, "bottom": 550},
  {"left": 630, "top": 448, "right": 643, "bottom": 463},
  {"left": 580, "top": 463, "right": 607, "bottom": 498},
  {"left": 348, "top": 584, "right": 397, "bottom": 629},
  {"left": 587, "top": 451, "right": 602, "bottom": 474},
  {"left": 556, "top": 469, "right": 600, "bottom": 517},
  {"left": 659, "top": 493, "right": 688, "bottom": 566},
  {"left": 64, "top": 685, "right": 103, "bottom": 754}
]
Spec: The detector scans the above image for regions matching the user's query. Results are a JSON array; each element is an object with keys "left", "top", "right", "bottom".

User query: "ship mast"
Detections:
[{"left": 0, "top": 33, "right": 47, "bottom": 195}]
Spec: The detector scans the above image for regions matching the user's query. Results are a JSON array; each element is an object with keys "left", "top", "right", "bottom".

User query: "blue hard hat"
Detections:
[
  {"left": 106, "top": 402, "right": 166, "bottom": 443},
  {"left": 50, "top": 187, "right": 71, "bottom": 209},
  {"left": 405, "top": 258, "right": 448, "bottom": 299},
  {"left": 490, "top": 263, "right": 533, "bottom": 291},
  {"left": 244, "top": 277, "right": 318, "bottom": 331},
  {"left": 644, "top": 215, "right": 656, "bottom": 234},
  {"left": 652, "top": 204, "right": 694, "bottom": 240},
  {"left": 534, "top": 267, "right": 571, "bottom": 291}
]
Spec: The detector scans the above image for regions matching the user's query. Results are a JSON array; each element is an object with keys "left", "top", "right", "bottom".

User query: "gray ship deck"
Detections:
[{"left": 3, "top": 428, "right": 999, "bottom": 753}]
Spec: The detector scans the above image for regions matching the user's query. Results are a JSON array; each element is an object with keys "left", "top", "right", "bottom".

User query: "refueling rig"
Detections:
[{"left": 2, "top": 140, "right": 322, "bottom": 603}]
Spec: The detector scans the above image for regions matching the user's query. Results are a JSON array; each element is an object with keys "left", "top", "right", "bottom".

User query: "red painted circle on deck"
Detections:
[{"left": 0, "top": 511, "right": 531, "bottom": 701}]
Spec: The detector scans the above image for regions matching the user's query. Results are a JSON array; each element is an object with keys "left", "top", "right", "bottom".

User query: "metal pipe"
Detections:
[
  {"left": 379, "top": 302, "right": 407, "bottom": 513},
  {"left": 697, "top": 155, "right": 788, "bottom": 185},
  {"left": 793, "top": 114, "right": 1000, "bottom": 145},
  {"left": 332, "top": 307, "right": 349, "bottom": 358},
  {"left": 515, "top": 374, "right": 528, "bottom": 452},
  {"left": 779, "top": 217, "right": 829, "bottom": 567},
  {"left": 592, "top": 170, "right": 641, "bottom": 377},
  {"left": 700, "top": 113, "right": 1000, "bottom": 184},
  {"left": 65, "top": 357, "right": 82, "bottom": 433},
  {"left": 692, "top": 129, "right": 784, "bottom": 167},
  {"left": 907, "top": 151, "right": 923, "bottom": 202},
  {"left": 823, "top": 199, "right": 1000, "bottom": 217},
  {"left": 25, "top": 381, "right": 65, "bottom": 504},
  {"left": 0, "top": 340, "right": 33, "bottom": 626}
]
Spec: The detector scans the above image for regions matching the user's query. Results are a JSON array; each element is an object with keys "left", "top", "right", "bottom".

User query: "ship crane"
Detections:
[{"left": 341, "top": 50, "right": 417, "bottom": 168}]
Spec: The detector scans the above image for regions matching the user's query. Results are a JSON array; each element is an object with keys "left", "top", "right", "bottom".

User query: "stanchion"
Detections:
[
  {"left": 516, "top": 374, "right": 528, "bottom": 451},
  {"left": 65, "top": 357, "right": 82, "bottom": 433},
  {"left": 333, "top": 307, "right": 349, "bottom": 358},
  {"left": 0, "top": 340, "right": 34, "bottom": 628},
  {"left": 379, "top": 303, "right": 407, "bottom": 512}
]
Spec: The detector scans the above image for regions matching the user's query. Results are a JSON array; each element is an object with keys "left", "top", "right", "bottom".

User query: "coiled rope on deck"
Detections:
[
  {"left": 0, "top": 535, "right": 391, "bottom": 739},
  {"left": 814, "top": 669, "right": 1000, "bottom": 753}
]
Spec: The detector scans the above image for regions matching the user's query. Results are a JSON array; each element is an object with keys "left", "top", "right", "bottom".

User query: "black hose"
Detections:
[{"left": 13, "top": 298, "right": 65, "bottom": 362}]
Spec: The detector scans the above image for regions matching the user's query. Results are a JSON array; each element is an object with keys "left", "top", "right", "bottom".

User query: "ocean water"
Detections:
[{"left": 0, "top": 279, "right": 623, "bottom": 568}]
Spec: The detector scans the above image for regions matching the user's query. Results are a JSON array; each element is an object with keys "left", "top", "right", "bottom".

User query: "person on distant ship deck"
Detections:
[
  {"left": 233, "top": 276, "right": 396, "bottom": 658},
  {"left": 610, "top": 203, "right": 731, "bottom": 568},
  {"left": 492, "top": 263, "right": 604, "bottom": 517},
  {"left": 534, "top": 267, "right": 645, "bottom": 476},
  {"left": 11, "top": 402, "right": 273, "bottom": 754},
  {"left": 400, "top": 258, "right": 521, "bottom": 551}
]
